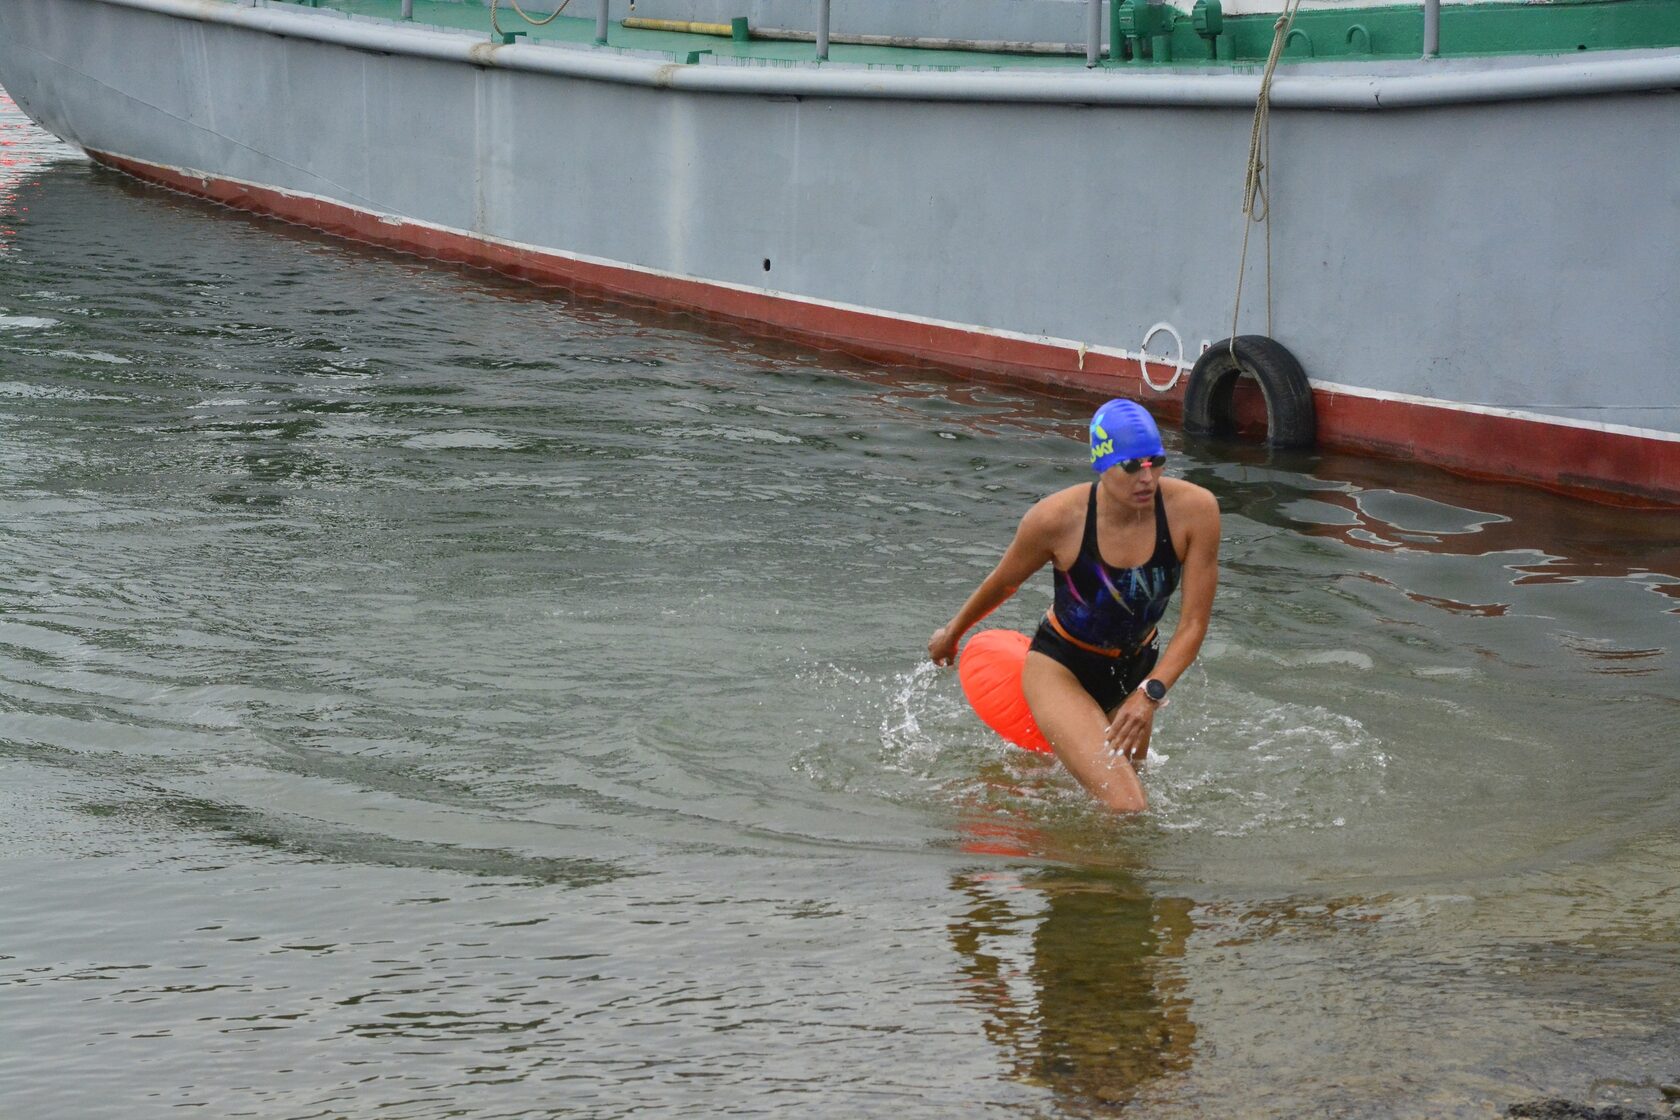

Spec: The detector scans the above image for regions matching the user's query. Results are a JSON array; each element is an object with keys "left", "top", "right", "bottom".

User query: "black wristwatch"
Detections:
[{"left": 1142, "top": 678, "right": 1168, "bottom": 705}]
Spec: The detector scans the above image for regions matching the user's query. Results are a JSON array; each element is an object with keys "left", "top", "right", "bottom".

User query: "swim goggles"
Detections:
[{"left": 1117, "top": 454, "right": 1167, "bottom": 474}]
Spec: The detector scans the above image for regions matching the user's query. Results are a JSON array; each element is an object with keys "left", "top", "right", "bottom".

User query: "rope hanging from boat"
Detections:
[
  {"left": 490, "top": 0, "right": 576, "bottom": 41},
  {"left": 1230, "top": 0, "right": 1304, "bottom": 353}
]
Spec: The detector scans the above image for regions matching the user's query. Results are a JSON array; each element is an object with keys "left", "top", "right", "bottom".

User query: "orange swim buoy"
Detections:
[{"left": 958, "top": 629, "right": 1052, "bottom": 754}]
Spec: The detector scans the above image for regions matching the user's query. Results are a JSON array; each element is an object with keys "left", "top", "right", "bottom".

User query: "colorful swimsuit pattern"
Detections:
[{"left": 1028, "top": 484, "right": 1182, "bottom": 710}]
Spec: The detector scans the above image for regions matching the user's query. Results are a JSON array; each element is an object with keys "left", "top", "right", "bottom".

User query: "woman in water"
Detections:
[{"left": 928, "top": 400, "right": 1220, "bottom": 813}]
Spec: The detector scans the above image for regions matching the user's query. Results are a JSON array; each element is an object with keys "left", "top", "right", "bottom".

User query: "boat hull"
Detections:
[{"left": 4, "top": 0, "right": 1678, "bottom": 503}]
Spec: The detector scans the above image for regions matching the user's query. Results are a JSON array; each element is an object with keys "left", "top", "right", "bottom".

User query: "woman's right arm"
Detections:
[{"left": 927, "top": 499, "right": 1061, "bottom": 666}]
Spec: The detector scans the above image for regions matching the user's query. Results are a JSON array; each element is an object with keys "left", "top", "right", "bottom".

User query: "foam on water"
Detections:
[
  {"left": 0, "top": 379, "right": 124, "bottom": 400},
  {"left": 0, "top": 312, "right": 58, "bottom": 330},
  {"left": 401, "top": 429, "right": 519, "bottom": 449},
  {"left": 785, "top": 648, "right": 1391, "bottom": 850},
  {"left": 1148, "top": 681, "right": 1388, "bottom": 836},
  {"left": 49, "top": 348, "right": 131, "bottom": 365}
]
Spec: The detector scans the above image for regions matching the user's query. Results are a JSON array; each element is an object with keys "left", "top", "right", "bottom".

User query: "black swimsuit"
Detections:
[{"left": 1028, "top": 483, "right": 1183, "bottom": 711}]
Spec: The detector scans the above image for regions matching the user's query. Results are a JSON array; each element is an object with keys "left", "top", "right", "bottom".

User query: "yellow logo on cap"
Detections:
[{"left": 1091, "top": 422, "right": 1112, "bottom": 464}]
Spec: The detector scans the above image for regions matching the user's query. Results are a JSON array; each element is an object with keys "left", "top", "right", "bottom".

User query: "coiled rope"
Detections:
[
  {"left": 490, "top": 0, "right": 576, "bottom": 41},
  {"left": 1230, "top": 0, "right": 1305, "bottom": 353}
]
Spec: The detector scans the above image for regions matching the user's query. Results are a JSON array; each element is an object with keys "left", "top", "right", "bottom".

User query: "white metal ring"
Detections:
[{"left": 1139, "top": 321, "right": 1187, "bottom": 393}]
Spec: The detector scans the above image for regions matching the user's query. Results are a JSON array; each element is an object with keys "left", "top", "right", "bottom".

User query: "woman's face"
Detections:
[{"left": 1100, "top": 455, "right": 1164, "bottom": 511}]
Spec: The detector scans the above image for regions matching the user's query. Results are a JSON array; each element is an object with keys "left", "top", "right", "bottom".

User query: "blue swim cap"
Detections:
[{"left": 1089, "top": 399, "right": 1163, "bottom": 473}]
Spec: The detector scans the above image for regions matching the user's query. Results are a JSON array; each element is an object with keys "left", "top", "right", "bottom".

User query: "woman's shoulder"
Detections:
[
  {"left": 1161, "top": 476, "right": 1220, "bottom": 527},
  {"left": 1040, "top": 481, "right": 1093, "bottom": 515},
  {"left": 1021, "top": 482, "right": 1090, "bottom": 534}
]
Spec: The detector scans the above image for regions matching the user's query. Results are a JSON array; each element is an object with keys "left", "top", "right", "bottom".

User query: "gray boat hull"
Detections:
[{"left": 3, "top": 0, "right": 1678, "bottom": 502}]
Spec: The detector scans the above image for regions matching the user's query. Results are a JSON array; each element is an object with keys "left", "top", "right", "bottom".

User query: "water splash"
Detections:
[{"left": 1147, "top": 682, "right": 1389, "bottom": 837}]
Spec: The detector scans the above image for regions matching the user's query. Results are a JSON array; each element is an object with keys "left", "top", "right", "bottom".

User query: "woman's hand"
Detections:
[
  {"left": 927, "top": 624, "right": 961, "bottom": 666},
  {"left": 1103, "top": 690, "right": 1157, "bottom": 763}
]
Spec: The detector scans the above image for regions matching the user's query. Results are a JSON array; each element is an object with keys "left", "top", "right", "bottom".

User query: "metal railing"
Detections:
[{"left": 413, "top": 0, "right": 1449, "bottom": 67}]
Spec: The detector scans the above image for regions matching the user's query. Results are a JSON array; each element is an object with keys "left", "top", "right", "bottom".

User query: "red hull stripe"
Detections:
[{"left": 90, "top": 150, "right": 1680, "bottom": 508}]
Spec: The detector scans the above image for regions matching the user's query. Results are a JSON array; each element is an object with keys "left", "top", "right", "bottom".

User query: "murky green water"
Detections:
[{"left": 2, "top": 90, "right": 1677, "bottom": 1119}]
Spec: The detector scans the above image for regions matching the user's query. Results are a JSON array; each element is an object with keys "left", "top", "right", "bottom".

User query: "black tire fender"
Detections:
[{"left": 1183, "top": 335, "right": 1316, "bottom": 449}]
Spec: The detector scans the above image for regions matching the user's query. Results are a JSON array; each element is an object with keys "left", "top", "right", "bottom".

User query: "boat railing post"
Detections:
[
  {"left": 400, "top": 0, "right": 413, "bottom": 18},
  {"left": 1087, "top": 0, "right": 1102, "bottom": 66},
  {"left": 817, "top": 0, "right": 831, "bottom": 60},
  {"left": 596, "top": 0, "right": 609, "bottom": 44},
  {"left": 1423, "top": 0, "right": 1440, "bottom": 57}
]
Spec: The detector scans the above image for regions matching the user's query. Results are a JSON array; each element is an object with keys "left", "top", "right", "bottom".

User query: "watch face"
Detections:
[{"left": 1144, "top": 679, "right": 1165, "bottom": 701}]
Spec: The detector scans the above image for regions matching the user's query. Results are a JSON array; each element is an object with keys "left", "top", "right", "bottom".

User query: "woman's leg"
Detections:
[{"left": 1022, "top": 651, "right": 1148, "bottom": 813}]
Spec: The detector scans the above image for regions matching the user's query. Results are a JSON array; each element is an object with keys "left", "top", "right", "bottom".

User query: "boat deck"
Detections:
[
  {"left": 278, "top": 0, "right": 1680, "bottom": 71},
  {"left": 316, "top": 0, "right": 1088, "bottom": 69}
]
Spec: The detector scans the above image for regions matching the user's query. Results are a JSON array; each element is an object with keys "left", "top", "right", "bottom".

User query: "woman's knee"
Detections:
[{"left": 1023, "top": 654, "right": 1148, "bottom": 812}]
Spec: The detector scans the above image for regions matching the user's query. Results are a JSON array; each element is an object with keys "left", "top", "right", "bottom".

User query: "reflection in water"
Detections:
[
  {"left": 1184, "top": 443, "right": 1680, "bottom": 647},
  {"left": 950, "top": 858, "right": 1196, "bottom": 1115},
  {"left": 1350, "top": 570, "right": 1511, "bottom": 618},
  {"left": 0, "top": 90, "right": 46, "bottom": 253},
  {"left": 1200, "top": 444, "right": 1680, "bottom": 584}
]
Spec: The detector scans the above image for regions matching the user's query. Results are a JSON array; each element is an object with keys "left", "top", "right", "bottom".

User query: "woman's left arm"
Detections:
[
  {"left": 1104, "top": 486, "right": 1221, "bottom": 755},
  {"left": 1144, "top": 486, "right": 1220, "bottom": 692}
]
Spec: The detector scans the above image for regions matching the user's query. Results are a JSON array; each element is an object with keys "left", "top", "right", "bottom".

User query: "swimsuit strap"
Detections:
[
  {"left": 1150, "top": 487, "right": 1177, "bottom": 567},
  {"left": 1079, "top": 482, "right": 1101, "bottom": 564}
]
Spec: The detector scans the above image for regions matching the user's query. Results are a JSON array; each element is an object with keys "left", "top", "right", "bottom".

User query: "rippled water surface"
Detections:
[{"left": 3, "top": 90, "right": 1678, "bottom": 1119}]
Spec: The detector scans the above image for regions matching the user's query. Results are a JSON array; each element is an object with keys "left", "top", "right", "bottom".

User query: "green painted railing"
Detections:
[
  {"left": 1109, "top": 0, "right": 1680, "bottom": 65},
  {"left": 271, "top": 0, "right": 1680, "bottom": 66}
]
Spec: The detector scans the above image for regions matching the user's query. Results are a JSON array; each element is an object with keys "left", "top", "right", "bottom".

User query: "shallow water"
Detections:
[{"left": 2, "top": 89, "right": 1677, "bottom": 1119}]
